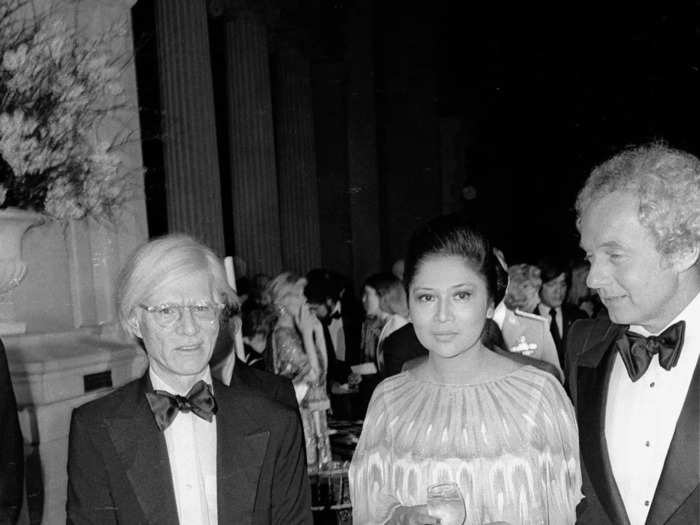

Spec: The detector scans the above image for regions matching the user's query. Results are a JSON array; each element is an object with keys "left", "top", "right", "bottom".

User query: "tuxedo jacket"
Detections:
[
  {"left": 66, "top": 373, "right": 312, "bottom": 525},
  {"left": 567, "top": 318, "right": 699, "bottom": 525},
  {"left": 380, "top": 323, "right": 428, "bottom": 378},
  {"left": 230, "top": 357, "right": 297, "bottom": 411},
  {"left": 0, "top": 340, "right": 23, "bottom": 524}
]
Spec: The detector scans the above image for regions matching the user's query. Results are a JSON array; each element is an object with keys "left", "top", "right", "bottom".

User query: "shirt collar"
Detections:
[
  {"left": 629, "top": 290, "right": 700, "bottom": 337},
  {"left": 149, "top": 366, "right": 213, "bottom": 397}
]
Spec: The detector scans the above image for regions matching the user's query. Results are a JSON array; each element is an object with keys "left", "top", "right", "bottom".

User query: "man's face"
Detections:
[
  {"left": 307, "top": 298, "right": 336, "bottom": 321},
  {"left": 540, "top": 273, "right": 567, "bottom": 309},
  {"left": 579, "top": 191, "right": 682, "bottom": 332},
  {"left": 133, "top": 272, "right": 220, "bottom": 386}
]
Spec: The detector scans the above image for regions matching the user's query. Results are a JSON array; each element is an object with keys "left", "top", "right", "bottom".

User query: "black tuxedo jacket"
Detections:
[
  {"left": 0, "top": 340, "right": 23, "bottom": 524},
  {"left": 230, "top": 357, "right": 297, "bottom": 411},
  {"left": 539, "top": 303, "right": 587, "bottom": 365},
  {"left": 380, "top": 323, "right": 428, "bottom": 378},
  {"left": 66, "top": 373, "right": 312, "bottom": 525},
  {"left": 567, "top": 318, "right": 699, "bottom": 525}
]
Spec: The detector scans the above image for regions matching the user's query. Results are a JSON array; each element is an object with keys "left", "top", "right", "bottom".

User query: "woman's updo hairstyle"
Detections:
[{"left": 403, "top": 215, "right": 507, "bottom": 306}]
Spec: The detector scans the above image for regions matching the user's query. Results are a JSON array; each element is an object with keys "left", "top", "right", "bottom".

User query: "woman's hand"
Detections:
[
  {"left": 295, "top": 302, "right": 317, "bottom": 335},
  {"left": 386, "top": 505, "right": 439, "bottom": 525}
]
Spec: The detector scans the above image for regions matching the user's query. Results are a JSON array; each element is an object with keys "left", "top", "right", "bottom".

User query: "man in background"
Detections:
[
  {"left": 304, "top": 269, "right": 362, "bottom": 389},
  {"left": 536, "top": 256, "right": 586, "bottom": 376}
]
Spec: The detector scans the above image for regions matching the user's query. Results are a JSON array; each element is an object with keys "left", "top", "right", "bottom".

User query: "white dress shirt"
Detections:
[
  {"left": 150, "top": 368, "right": 218, "bottom": 525},
  {"left": 605, "top": 291, "right": 700, "bottom": 525},
  {"left": 538, "top": 303, "right": 562, "bottom": 338},
  {"left": 328, "top": 302, "right": 346, "bottom": 362}
]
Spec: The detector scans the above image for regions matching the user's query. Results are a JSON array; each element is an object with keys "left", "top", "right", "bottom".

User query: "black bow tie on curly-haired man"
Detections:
[{"left": 567, "top": 144, "right": 700, "bottom": 525}]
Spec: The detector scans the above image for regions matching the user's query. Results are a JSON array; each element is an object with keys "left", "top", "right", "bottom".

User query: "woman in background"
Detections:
[
  {"left": 504, "top": 263, "right": 541, "bottom": 313},
  {"left": 361, "top": 272, "right": 409, "bottom": 372},
  {"left": 349, "top": 217, "right": 581, "bottom": 525},
  {"left": 266, "top": 272, "right": 332, "bottom": 470}
]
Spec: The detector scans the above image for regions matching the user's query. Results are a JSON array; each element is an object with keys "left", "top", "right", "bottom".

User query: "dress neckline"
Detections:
[{"left": 404, "top": 364, "right": 535, "bottom": 387}]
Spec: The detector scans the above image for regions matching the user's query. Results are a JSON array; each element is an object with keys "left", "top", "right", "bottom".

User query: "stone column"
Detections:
[
  {"left": 346, "top": 0, "right": 381, "bottom": 289},
  {"left": 273, "top": 42, "right": 322, "bottom": 274},
  {"left": 154, "top": 0, "right": 225, "bottom": 255},
  {"left": 222, "top": 5, "right": 282, "bottom": 276}
]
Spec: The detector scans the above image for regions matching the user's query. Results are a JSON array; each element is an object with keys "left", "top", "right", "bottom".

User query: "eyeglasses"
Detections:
[{"left": 138, "top": 303, "right": 223, "bottom": 328}]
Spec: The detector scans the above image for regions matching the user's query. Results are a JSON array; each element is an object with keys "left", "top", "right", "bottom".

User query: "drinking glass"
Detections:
[{"left": 427, "top": 482, "right": 466, "bottom": 525}]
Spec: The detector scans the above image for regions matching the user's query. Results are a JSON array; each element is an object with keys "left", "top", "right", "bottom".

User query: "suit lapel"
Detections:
[
  {"left": 646, "top": 356, "right": 700, "bottom": 525},
  {"left": 216, "top": 381, "right": 270, "bottom": 525},
  {"left": 576, "top": 321, "right": 630, "bottom": 525},
  {"left": 105, "top": 375, "right": 179, "bottom": 525}
]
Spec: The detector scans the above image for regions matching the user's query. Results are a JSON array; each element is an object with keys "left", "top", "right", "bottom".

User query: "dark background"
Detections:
[
  {"left": 133, "top": 0, "right": 700, "bottom": 273},
  {"left": 433, "top": 0, "right": 700, "bottom": 262}
]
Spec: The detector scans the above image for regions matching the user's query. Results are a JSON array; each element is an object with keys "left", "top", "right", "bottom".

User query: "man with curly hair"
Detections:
[{"left": 570, "top": 143, "right": 700, "bottom": 525}]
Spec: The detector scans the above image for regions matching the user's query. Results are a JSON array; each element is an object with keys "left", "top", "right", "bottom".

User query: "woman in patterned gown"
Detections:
[
  {"left": 349, "top": 217, "right": 582, "bottom": 525},
  {"left": 266, "top": 272, "right": 333, "bottom": 470}
]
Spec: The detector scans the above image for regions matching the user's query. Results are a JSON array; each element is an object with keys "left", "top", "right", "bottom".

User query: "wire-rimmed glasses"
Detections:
[{"left": 138, "top": 303, "right": 223, "bottom": 328}]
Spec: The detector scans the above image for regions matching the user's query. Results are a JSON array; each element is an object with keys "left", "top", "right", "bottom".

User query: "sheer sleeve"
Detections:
[
  {"left": 536, "top": 374, "right": 583, "bottom": 523},
  {"left": 349, "top": 381, "right": 401, "bottom": 525}
]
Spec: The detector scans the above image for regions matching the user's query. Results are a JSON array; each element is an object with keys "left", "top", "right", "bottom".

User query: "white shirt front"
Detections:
[
  {"left": 150, "top": 367, "right": 218, "bottom": 525},
  {"left": 328, "top": 303, "right": 346, "bottom": 362},
  {"left": 538, "top": 303, "right": 562, "bottom": 338},
  {"left": 605, "top": 291, "right": 700, "bottom": 525}
]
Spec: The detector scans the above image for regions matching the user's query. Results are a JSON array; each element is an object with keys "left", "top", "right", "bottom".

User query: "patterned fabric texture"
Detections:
[{"left": 349, "top": 366, "right": 582, "bottom": 524}]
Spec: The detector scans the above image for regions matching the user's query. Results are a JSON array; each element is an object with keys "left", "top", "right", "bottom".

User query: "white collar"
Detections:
[
  {"left": 629, "top": 290, "right": 700, "bottom": 337},
  {"left": 149, "top": 367, "right": 213, "bottom": 396}
]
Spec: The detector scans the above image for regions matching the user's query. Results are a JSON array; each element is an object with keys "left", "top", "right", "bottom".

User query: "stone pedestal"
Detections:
[
  {"left": 223, "top": 9, "right": 282, "bottom": 275},
  {"left": 154, "top": 0, "right": 225, "bottom": 255},
  {"left": 7, "top": 330, "right": 147, "bottom": 525}
]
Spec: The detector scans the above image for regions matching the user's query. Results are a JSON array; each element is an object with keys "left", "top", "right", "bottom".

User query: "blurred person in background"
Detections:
[
  {"left": 266, "top": 272, "right": 332, "bottom": 470},
  {"left": 304, "top": 269, "right": 362, "bottom": 392},
  {"left": 361, "top": 272, "right": 409, "bottom": 372},
  {"left": 567, "top": 259, "right": 605, "bottom": 319},
  {"left": 536, "top": 256, "right": 587, "bottom": 376}
]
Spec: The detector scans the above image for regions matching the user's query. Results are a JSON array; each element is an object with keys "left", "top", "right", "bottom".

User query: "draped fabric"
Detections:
[{"left": 349, "top": 366, "right": 582, "bottom": 524}]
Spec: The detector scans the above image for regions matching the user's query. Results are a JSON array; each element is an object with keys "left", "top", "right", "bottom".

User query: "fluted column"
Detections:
[
  {"left": 223, "top": 8, "right": 281, "bottom": 275},
  {"left": 273, "top": 43, "right": 322, "bottom": 274},
  {"left": 346, "top": 0, "right": 381, "bottom": 288},
  {"left": 154, "top": 0, "right": 225, "bottom": 254}
]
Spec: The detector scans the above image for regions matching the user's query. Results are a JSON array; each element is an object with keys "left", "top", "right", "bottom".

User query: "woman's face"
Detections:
[
  {"left": 409, "top": 255, "right": 492, "bottom": 359},
  {"left": 362, "top": 285, "right": 381, "bottom": 316}
]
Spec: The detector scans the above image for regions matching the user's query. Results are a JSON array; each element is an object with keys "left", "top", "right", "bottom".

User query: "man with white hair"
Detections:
[
  {"left": 569, "top": 143, "right": 700, "bottom": 525},
  {"left": 66, "top": 235, "right": 312, "bottom": 525}
]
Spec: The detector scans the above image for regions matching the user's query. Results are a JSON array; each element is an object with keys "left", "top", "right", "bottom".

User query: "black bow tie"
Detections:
[
  {"left": 615, "top": 321, "right": 685, "bottom": 382},
  {"left": 146, "top": 380, "right": 217, "bottom": 431},
  {"left": 324, "top": 311, "right": 342, "bottom": 325}
]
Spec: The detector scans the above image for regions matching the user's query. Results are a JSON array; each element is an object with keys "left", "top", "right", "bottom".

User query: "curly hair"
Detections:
[
  {"left": 576, "top": 143, "right": 700, "bottom": 256},
  {"left": 504, "top": 264, "right": 542, "bottom": 311}
]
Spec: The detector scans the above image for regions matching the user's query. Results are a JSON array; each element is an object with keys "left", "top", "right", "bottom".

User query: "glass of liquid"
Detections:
[{"left": 427, "top": 482, "right": 466, "bottom": 525}]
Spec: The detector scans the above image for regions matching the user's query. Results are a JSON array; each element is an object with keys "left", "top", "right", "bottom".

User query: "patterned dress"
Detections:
[
  {"left": 272, "top": 325, "right": 332, "bottom": 469},
  {"left": 349, "top": 366, "right": 582, "bottom": 524}
]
